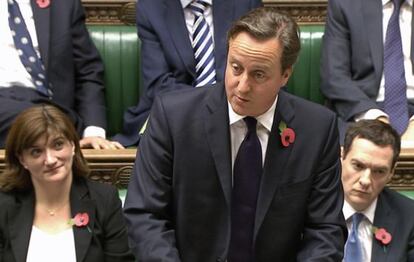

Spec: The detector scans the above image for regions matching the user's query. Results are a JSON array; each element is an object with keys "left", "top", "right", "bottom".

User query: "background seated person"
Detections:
[
  {"left": 341, "top": 119, "right": 414, "bottom": 261},
  {"left": 0, "top": 0, "right": 122, "bottom": 149},
  {"left": 321, "top": 0, "right": 414, "bottom": 143},
  {"left": 113, "top": 0, "right": 262, "bottom": 146},
  {"left": 0, "top": 105, "right": 135, "bottom": 261}
]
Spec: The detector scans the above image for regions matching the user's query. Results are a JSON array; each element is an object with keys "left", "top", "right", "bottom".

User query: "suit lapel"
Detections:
[
  {"left": 8, "top": 192, "right": 35, "bottom": 262},
  {"left": 166, "top": 0, "right": 196, "bottom": 79},
  {"left": 362, "top": 0, "right": 383, "bottom": 78},
  {"left": 70, "top": 179, "right": 96, "bottom": 262},
  {"left": 205, "top": 84, "right": 232, "bottom": 207},
  {"left": 30, "top": 0, "right": 50, "bottom": 70},
  {"left": 371, "top": 191, "right": 395, "bottom": 262},
  {"left": 212, "top": 0, "right": 233, "bottom": 81},
  {"left": 254, "top": 91, "right": 295, "bottom": 238}
]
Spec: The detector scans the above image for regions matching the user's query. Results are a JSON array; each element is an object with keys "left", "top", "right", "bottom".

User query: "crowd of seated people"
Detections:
[{"left": 2, "top": 0, "right": 414, "bottom": 261}]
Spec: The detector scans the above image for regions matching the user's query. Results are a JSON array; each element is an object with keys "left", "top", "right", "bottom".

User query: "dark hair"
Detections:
[
  {"left": 343, "top": 120, "right": 401, "bottom": 168},
  {"left": 0, "top": 104, "right": 89, "bottom": 191},
  {"left": 227, "top": 6, "right": 301, "bottom": 72}
]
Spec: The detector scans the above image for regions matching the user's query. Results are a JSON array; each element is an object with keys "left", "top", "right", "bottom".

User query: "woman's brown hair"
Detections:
[{"left": 0, "top": 104, "right": 89, "bottom": 192}]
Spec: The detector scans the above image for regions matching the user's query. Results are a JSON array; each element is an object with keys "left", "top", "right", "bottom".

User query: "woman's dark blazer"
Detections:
[{"left": 0, "top": 177, "right": 135, "bottom": 262}]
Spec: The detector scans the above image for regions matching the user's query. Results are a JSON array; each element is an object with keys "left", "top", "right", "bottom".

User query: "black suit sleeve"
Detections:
[
  {"left": 296, "top": 114, "right": 347, "bottom": 261},
  {"left": 123, "top": 95, "right": 181, "bottom": 261}
]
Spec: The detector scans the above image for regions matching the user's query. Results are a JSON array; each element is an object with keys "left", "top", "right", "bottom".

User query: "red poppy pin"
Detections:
[
  {"left": 372, "top": 226, "right": 392, "bottom": 252},
  {"left": 279, "top": 121, "right": 295, "bottom": 147},
  {"left": 36, "top": 0, "right": 50, "bottom": 8},
  {"left": 68, "top": 213, "right": 90, "bottom": 232}
]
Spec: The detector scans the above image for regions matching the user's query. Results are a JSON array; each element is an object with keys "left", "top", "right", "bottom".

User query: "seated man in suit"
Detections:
[
  {"left": 321, "top": 0, "right": 414, "bottom": 143},
  {"left": 0, "top": 0, "right": 123, "bottom": 149},
  {"left": 124, "top": 7, "right": 347, "bottom": 261},
  {"left": 341, "top": 119, "right": 414, "bottom": 261},
  {"left": 113, "top": 0, "right": 262, "bottom": 146}
]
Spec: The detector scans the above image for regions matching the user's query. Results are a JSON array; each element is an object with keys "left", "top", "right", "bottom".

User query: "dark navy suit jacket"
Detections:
[
  {"left": 113, "top": 0, "right": 261, "bottom": 146},
  {"left": 124, "top": 84, "right": 347, "bottom": 261}
]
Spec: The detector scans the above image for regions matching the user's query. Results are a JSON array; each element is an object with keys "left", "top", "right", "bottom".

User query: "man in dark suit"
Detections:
[
  {"left": 113, "top": 0, "right": 261, "bottom": 146},
  {"left": 341, "top": 120, "right": 414, "bottom": 261},
  {"left": 124, "top": 7, "right": 347, "bottom": 261},
  {"left": 321, "top": 0, "right": 414, "bottom": 143},
  {"left": 0, "top": 0, "right": 122, "bottom": 149}
]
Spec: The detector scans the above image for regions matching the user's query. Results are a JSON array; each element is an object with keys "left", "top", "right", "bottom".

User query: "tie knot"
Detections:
[
  {"left": 352, "top": 213, "right": 364, "bottom": 229},
  {"left": 188, "top": 0, "right": 209, "bottom": 15},
  {"left": 392, "top": 0, "right": 404, "bottom": 10},
  {"left": 244, "top": 117, "right": 257, "bottom": 133}
]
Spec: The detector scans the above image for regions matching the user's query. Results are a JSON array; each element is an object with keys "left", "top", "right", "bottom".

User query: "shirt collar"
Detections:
[
  {"left": 343, "top": 198, "right": 378, "bottom": 224},
  {"left": 181, "top": 0, "right": 213, "bottom": 9},
  {"left": 228, "top": 95, "right": 278, "bottom": 133},
  {"left": 383, "top": 0, "right": 412, "bottom": 7}
]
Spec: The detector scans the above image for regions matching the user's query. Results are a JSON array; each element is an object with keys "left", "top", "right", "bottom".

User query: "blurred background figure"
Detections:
[
  {"left": 321, "top": 0, "right": 414, "bottom": 143},
  {"left": 0, "top": 0, "right": 122, "bottom": 149},
  {"left": 0, "top": 104, "right": 134, "bottom": 261},
  {"left": 113, "top": 0, "right": 262, "bottom": 146}
]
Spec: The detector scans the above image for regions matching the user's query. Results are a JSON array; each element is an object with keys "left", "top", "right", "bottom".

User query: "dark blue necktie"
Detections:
[
  {"left": 188, "top": 0, "right": 216, "bottom": 87},
  {"left": 228, "top": 117, "right": 262, "bottom": 262},
  {"left": 344, "top": 213, "right": 364, "bottom": 262},
  {"left": 8, "top": 0, "right": 50, "bottom": 97},
  {"left": 383, "top": 0, "right": 408, "bottom": 135}
]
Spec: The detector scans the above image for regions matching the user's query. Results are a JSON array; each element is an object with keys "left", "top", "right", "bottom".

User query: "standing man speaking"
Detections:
[{"left": 124, "top": 7, "right": 347, "bottom": 261}]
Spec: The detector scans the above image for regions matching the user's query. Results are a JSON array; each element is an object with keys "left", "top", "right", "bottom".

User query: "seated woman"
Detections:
[{"left": 0, "top": 104, "right": 135, "bottom": 261}]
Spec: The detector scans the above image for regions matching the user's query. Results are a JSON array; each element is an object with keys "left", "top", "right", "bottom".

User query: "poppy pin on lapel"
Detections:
[
  {"left": 36, "top": 0, "right": 50, "bottom": 8},
  {"left": 279, "top": 121, "right": 295, "bottom": 147}
]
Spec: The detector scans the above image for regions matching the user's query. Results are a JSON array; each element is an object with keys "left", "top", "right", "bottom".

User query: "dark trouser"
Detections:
[{"left": 0, "top": 86, "right": 83, "bottom": 148}]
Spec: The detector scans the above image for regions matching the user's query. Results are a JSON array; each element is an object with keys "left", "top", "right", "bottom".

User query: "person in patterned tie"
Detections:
[
  {"left": 341, "top": 119, "right": 414, "bottom": 261},
  {"left": 0, "top": 0, "right": 123, "bottom": 149},
  {"left": 112, "top": 0, "right": 262, "bottom": 147},
  {"left": 321, "top": 0, "right": 414, "bottom": 144}
]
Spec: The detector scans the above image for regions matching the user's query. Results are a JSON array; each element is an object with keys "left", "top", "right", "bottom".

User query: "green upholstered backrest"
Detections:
[
  {"left": 87, "top": 25, "right": 141, "bottom": 136},
  {"left": 286, "top": 25, "right": 325, "bottom": 104}
]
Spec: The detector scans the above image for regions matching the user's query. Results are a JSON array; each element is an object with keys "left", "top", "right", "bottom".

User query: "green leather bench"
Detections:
[
  {"left": 87, "top": 25, "right": 325, "bottom": 136},
  {"left": 87, "top": 25, "right": 142, "bottom": 137}
]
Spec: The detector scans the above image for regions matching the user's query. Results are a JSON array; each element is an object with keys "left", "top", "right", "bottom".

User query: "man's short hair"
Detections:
[
  {"left": 227, "top": 7, "right": 301, "bottom": 72},
  {"left": 343, "top": 120, "right": 401, "bottom": 168}
]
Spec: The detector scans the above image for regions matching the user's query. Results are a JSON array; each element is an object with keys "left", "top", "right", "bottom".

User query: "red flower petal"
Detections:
[
  {"left": 281, "top": 128, "right": 295, "bottom": 147},
  {"left": 375, "top": 228, "right": 392, "bottom": 245},
  {"left": 73, "top": 213, "right": 89, "bottom": 227},
  {"left": 36, "top": 0, "right": 50, "bottom": 8}
]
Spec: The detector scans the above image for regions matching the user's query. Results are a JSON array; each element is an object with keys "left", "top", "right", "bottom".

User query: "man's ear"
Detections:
[{"left": 281, "top": 66, "right": 293, "bottom": 86}]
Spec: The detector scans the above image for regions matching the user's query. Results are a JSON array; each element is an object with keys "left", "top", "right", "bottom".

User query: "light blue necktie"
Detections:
[
  {"left": 383, "top": 0, "right": 408, "bottom": 135},
  {"left": 345, "top": 213, "right": 364, "bottom": 262},
  {"left": 188, "top": 0, "right": 216, "bottom": 87},
  {"left": 8, "top": 0, "right": 51, "bottom": 97}
]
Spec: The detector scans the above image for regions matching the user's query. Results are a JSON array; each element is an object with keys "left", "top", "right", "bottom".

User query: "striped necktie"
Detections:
[
  {"left": 8, "top": 0, "right": 50, "bottom": 97},
  {"left": 188, "top": 0, "right": 216, "bottom": 87},
  {"left": 383, "top": 0, "right": 408, "bottom": 134}
]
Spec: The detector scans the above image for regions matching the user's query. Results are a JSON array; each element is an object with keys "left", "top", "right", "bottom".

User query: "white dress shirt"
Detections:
[
  {"left": 343, "top": 199, "right": 379, "bottom": 262},
  {"left": 228, "top": 96, "right": 278, "bottom": 178}
]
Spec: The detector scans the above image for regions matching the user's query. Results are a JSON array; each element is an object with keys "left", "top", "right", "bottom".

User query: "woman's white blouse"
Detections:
[{"left": 26, "top": 226, "right": 77, "bottom": 262}]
